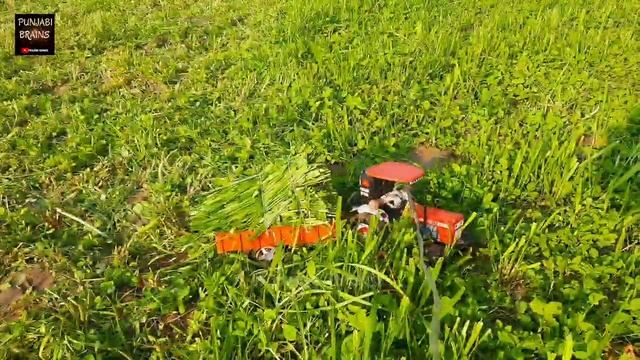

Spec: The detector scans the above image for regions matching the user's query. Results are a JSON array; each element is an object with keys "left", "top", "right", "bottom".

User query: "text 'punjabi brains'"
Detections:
[
  {"left": 19, "top": 30, "right": 50, "bottom": 41},
  {"left": 17, "top": 17, "right": 53, "bottom": 41}
]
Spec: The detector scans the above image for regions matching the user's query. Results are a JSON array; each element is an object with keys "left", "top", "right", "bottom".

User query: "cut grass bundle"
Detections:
[{"left": 190, "top": 156, "right": 334, "bottom": 235}]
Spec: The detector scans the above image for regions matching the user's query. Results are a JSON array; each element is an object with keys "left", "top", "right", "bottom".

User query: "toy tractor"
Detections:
[
  {"left": 350, "top": 162, "right": 465, "bottom": 245},
  {"left": 215, "top": 161, "right": 466, "bottom": 261}
]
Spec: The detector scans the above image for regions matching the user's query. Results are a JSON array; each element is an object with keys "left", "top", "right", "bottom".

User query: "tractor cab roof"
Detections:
[{"left": 365, "top": 162, "right": 425, "bottom": 184}]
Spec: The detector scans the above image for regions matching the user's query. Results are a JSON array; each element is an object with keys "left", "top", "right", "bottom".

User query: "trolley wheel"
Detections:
[{"left": 255, "top": 247, "right": 276, "bottom": 262}]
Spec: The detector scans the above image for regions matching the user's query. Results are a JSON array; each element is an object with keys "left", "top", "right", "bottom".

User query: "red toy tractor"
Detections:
[
  {"left": 352, "top": 162, "right": 465, "bottom": 244},
  {"left": 215, "top": 161, "right": 466, "bottom": 260}
]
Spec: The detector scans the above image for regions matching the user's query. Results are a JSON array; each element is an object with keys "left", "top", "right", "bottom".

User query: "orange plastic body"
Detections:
[
  {"left": 216, "top": 223, "right": 335, "bottom": 254},
  {"left": 414, "top": 204, "right": 465, "bottom": 245}
]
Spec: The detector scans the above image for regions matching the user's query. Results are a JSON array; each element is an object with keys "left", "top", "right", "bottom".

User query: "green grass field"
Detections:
[{"left": 1, "top": 0, "right": 640, "bottom": 358}]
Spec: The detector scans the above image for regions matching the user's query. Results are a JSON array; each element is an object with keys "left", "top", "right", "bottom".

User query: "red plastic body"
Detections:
[
  {"left": 414, "top": 203, "right": 465, "bottom": 245},
  {"left": 365, "top": 162, "right": 425, "bottom": 183}
]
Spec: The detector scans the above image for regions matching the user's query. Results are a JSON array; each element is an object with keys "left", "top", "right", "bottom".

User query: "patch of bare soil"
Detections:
[
  {"left": 411, "top": 145, "right": 454, "bottom": 169},
  {"left": 606, "top": 343, "right": 638, "bottom": 360},
  {"left": 24, "top": 268, "right": 55, "bottom": 291},
  {"left": 0, "top": 267, "right": 54, "bottom": 321},
  {"left": 0, "top": 288, "right": 24, "bottom": 308},
  {"left": 579, "top": 134, "right": 607, "bottom": 149},
  {"left": 127, "top": 186, "right": 150, "bottom": 205}
]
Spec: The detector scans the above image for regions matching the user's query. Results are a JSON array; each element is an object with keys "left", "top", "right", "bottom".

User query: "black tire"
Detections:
[
  {"left": 425, "top": 243, "right": 446, "bottom": 261},
  {"left": 419, "top": 224, "right": 438, "bottom": 241},
  {"left": 347, "top": 191, "right": 366, "bottom": 208}
]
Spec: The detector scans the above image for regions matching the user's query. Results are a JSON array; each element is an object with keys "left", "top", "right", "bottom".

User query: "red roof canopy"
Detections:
[{"left": 365, "top": 162, "right": 425, "bottom": 183}]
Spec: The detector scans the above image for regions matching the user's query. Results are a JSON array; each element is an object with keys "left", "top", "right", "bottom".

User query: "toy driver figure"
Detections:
[
  {"left": 351, "top": 199, "right": 389, "bottom": 234},
  {"left": 379, "top": 187, "right": 410, "bottom": 220},
  {"left": 351, "top": 186, "right": 411, "bottom": 234}
]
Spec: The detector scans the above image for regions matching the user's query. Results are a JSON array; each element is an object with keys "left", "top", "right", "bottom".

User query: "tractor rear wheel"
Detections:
[{"left": 347, "top": 191, "right": 367, "bottom": 208}]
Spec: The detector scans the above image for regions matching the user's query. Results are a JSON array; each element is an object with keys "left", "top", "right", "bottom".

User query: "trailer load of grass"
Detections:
[{"left": 190, "top": 156, "right": 335, "bottom": 235}]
